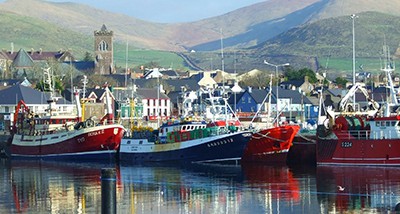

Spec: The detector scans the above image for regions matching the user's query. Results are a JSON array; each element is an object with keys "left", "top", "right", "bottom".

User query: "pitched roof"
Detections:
[
  {"left": 247, "top": 89, "right": 269, "bottom": 104},
  {"left": 137, "top": 88, "right": 169, "bottom": 99},
  {"left": 6, "top": 49, "right": 74, "bottom": 62},
  {"left": 71, "top": 61, "right": 95, "bottom": 71},
  {"left": 281, "top": 80, "right": 304, "bottom": 88},
  {"left": 271, "top": 86, "right": 313, "bottom": 105},
  {"left": 161, "top": 69, "right": 179, "bottom": 78},
  {"left": 131, "top": 78, "right": 200, "bottom": 93},
  {"left": 12, "top": 49, "right": 34, "bottom": 68},
  {"left": 0, "top": 84, "right": 70, "bottom": 105}
]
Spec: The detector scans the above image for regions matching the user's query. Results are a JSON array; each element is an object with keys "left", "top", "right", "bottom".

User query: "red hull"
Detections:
[
  {"left": 242, "top": 125, "right": 300, "bottom": 163},
  {"left": 317, "top": 130, "right": 400, "bottom": 166},
  {"left": 242, "top": 164, "right": 300, "bottom": 202},
  {"left": 11, "top": 125, "right": 125, "bottom": 158}
]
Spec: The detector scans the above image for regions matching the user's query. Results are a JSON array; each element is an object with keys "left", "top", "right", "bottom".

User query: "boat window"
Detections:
[
  {"left": 376, "top": 122, "right": 381, "bottom": 127},
  {"left": 127, "top": 141, "right": 131, "bottom": 144},
  {"left": 392, "top": 121, "right": 397, "bottom": 126},
  {"left": 386, "top": 122, "right": 391, "bottom": 127},
  {"left": 139, "top": 140, "right": 143, "bottom": 144}
]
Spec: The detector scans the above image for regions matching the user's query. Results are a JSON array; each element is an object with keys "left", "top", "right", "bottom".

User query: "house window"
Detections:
[
  {"left": 242, "top": 97, "right": 245, "bottom": 103},
  {"left": 5, "top": 106, "right": 9, "bottom": 113},
  {"left": 248, "top": 97, "right": 251, "bottom": 103}
]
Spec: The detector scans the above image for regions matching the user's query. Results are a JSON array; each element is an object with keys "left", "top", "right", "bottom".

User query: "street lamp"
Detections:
[
  {"left": 351, "top": 14, "right": 358, "bottom": 107},
  {"left": 264, "top": 60, "right": 290, "bottom": 125}
]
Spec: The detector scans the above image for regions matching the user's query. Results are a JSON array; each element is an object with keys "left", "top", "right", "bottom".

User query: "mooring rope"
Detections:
[
  {"left": 296, "top": 132, "right": 316, "bottom": 143},
  {"left": 251, "top": 131, "right": 286, "bottom": 142}
]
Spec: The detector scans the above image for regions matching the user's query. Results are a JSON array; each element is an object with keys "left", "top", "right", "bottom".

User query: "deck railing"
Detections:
[{"left": 336, "top": 129, "right": 399, "bottom": 140}]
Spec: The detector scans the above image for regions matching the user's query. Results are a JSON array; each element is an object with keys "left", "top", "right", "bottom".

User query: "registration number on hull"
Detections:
[{"left": 341, "top": 142, "right": 352, "bottom": 148}]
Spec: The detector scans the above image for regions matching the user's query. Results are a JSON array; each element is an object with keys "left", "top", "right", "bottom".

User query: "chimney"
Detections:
[
  {"left": 30, "top": 48, "right": 34, "bottom": 55},
  {"left": 39, "top": 48, "right": 42, "bottom": 54},
  {"left": 10, "top": 42, "right": 14, "bottom": 54}
]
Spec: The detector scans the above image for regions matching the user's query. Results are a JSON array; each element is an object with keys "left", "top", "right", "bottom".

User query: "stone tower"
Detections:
[{"left": 94, "top": 24, "right": 114, "bottom": 75}]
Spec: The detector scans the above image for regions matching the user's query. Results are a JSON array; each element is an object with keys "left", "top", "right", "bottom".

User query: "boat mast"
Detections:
[
  {"left": 43, "top": 67, "right": 58, "bottom": 115},
  {"left": 382, "top": 45, "right": 398, "bottom": 105},
  {"left": 220, "top": 28, "right": 228, "bottom": 127}
]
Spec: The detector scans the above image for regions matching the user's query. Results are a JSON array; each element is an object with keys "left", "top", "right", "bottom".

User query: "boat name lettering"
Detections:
[
  {"left": 341, "top": 142, "right": 352, "bottom": 148},
  {"left": 88, "top": 129, "right": 105, "bottom": 137},
  {"left": 77, "top": 137, "right": 85, "bottom": 143},
  {"left": 242, "top": 133, "right": 252, "bottom": 137}
]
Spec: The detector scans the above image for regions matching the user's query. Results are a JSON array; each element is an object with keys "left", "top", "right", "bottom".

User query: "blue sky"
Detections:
[{"left": 43, "top": 0, "right": 266, "bottom": 23}]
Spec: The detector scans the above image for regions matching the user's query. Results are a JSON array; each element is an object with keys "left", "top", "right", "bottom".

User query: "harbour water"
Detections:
[{"left": 1, "top": 159, "right": 400, "bottom": 213}]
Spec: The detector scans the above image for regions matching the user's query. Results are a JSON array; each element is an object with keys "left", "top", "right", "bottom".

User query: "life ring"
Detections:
[{"left": 85, "top": 119, "right": 95, "bottom": 127}]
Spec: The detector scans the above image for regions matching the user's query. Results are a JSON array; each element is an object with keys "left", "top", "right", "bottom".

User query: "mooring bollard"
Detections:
[{"left": 101, "top": 168, "right": 116, "bottom": 214}]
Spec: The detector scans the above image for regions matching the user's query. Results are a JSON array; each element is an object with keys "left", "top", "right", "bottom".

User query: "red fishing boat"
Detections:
[
  {"left": 242, "top": 125, "right": 300, "bottom": 163},
  {"left": 316, "top": 47, "right": 400, "bottom": 166},
  {"left": 9, "top": 69, "right": 124, "bottom": 160},
  {"left": 241, "top": 77, "right": 300, "bottom": 163}
]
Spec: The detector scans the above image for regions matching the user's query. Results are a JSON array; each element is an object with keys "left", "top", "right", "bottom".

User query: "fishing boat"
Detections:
[
  {"left": 316, "top": 46, "right": 400, "bottom": 166},
  {"left": 9, "top": 68, "right": 125, "bottom": 160},
  {"left": 242, "top": 76, "right": 300, "bottom": 164},
  {"left": 119, "top": 119, "right": 252, "bottom": 164}
]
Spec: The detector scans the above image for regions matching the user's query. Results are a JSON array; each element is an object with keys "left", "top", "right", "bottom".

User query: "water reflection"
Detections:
[
  {"left": 1, "top": 158, "right": 400, "bottom": 213},
  {"left": 0, "top": 159, "right": 117, "bottom": 213},
  {"left": 317, "top": 166, "right": 400, "bottom": 213},
  {"left": 119, "top": 163, "right": 245, "bottom": 214}
]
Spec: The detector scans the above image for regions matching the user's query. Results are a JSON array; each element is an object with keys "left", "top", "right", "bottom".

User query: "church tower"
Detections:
[{"left": 94, "top": 24, "right": 114, "bottom": 75}]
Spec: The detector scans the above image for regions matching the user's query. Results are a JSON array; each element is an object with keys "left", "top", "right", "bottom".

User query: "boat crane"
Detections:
[{"left": 338, "top": 82, "right": 379, "bottom": 112}]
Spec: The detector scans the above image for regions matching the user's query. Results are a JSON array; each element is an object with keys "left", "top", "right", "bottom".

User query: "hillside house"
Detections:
[{"left": 280, "top": 76, "right": 314, "bottom": 94}]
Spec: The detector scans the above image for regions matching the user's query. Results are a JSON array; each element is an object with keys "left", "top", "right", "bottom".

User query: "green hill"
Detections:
[
  {"left": 0, "top": 11, "right": 92, "bottom": 58},
  {"left": 0, "top": 11, "right": 187, "bottom": 71}
]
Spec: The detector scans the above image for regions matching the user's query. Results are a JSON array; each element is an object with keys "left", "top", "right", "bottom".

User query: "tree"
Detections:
[
  {"left": 35, "top": 78, "right": 65, "bottom": 93},
  {"left": 285, "top": 68, "right": 318, "bottom": 83},
  {"left": 240, "top": 72, "right": 271, "bottom": 88},
  {"left": 80, "top": 74, "right": 118, "bottom": 88},
  {"left": 83, "top": 52, "right": 94, "bottom": 62},
  {"left": 335, "top": 77, "right": 348, "bottom": 88}
]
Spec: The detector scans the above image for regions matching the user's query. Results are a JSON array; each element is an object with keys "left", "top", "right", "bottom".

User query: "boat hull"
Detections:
[
  {"left": 287, "top": 130, "right": 317, "bottom": 165},
  {"left": 317, "top": 130, "right": 400, "bottom": 166},
  {"left": 10, "top": 124, "right": 125, "bottom": 160},
  {"left": 119, "top": 131, "right": 252, "bottom": 163},
  {"left": 242, "top": 125, "right": 300, "bottom": 163}
]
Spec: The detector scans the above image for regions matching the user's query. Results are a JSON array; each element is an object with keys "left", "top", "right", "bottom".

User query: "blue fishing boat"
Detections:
[{"left": 119, "top": 119, "right": 252, "bottom": 164}]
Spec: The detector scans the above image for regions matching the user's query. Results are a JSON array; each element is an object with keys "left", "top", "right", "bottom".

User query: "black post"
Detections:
[{"left": 101, "top": 168, "right": 116, "bottom": 214}]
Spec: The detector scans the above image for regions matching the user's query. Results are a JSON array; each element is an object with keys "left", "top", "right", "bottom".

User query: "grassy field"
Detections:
[
  {"left": 319, "top": 57, "right": 385, "bottom": 73},
  {"left": 113, "top": 44, "right": 189, "bottom": 71}
]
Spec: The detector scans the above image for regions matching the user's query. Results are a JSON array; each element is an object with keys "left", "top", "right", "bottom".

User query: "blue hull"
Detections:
[{"left": 120, "top": 131, "right": 252, "bottom": 164}]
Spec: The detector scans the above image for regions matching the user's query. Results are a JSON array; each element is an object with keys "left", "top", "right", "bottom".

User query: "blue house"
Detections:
[
  {"left": 228, "top": 88, "right": 268, "bottom": 113},
  {"left": 228, "top": 86, "right": 316, "bottom": 122}
]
